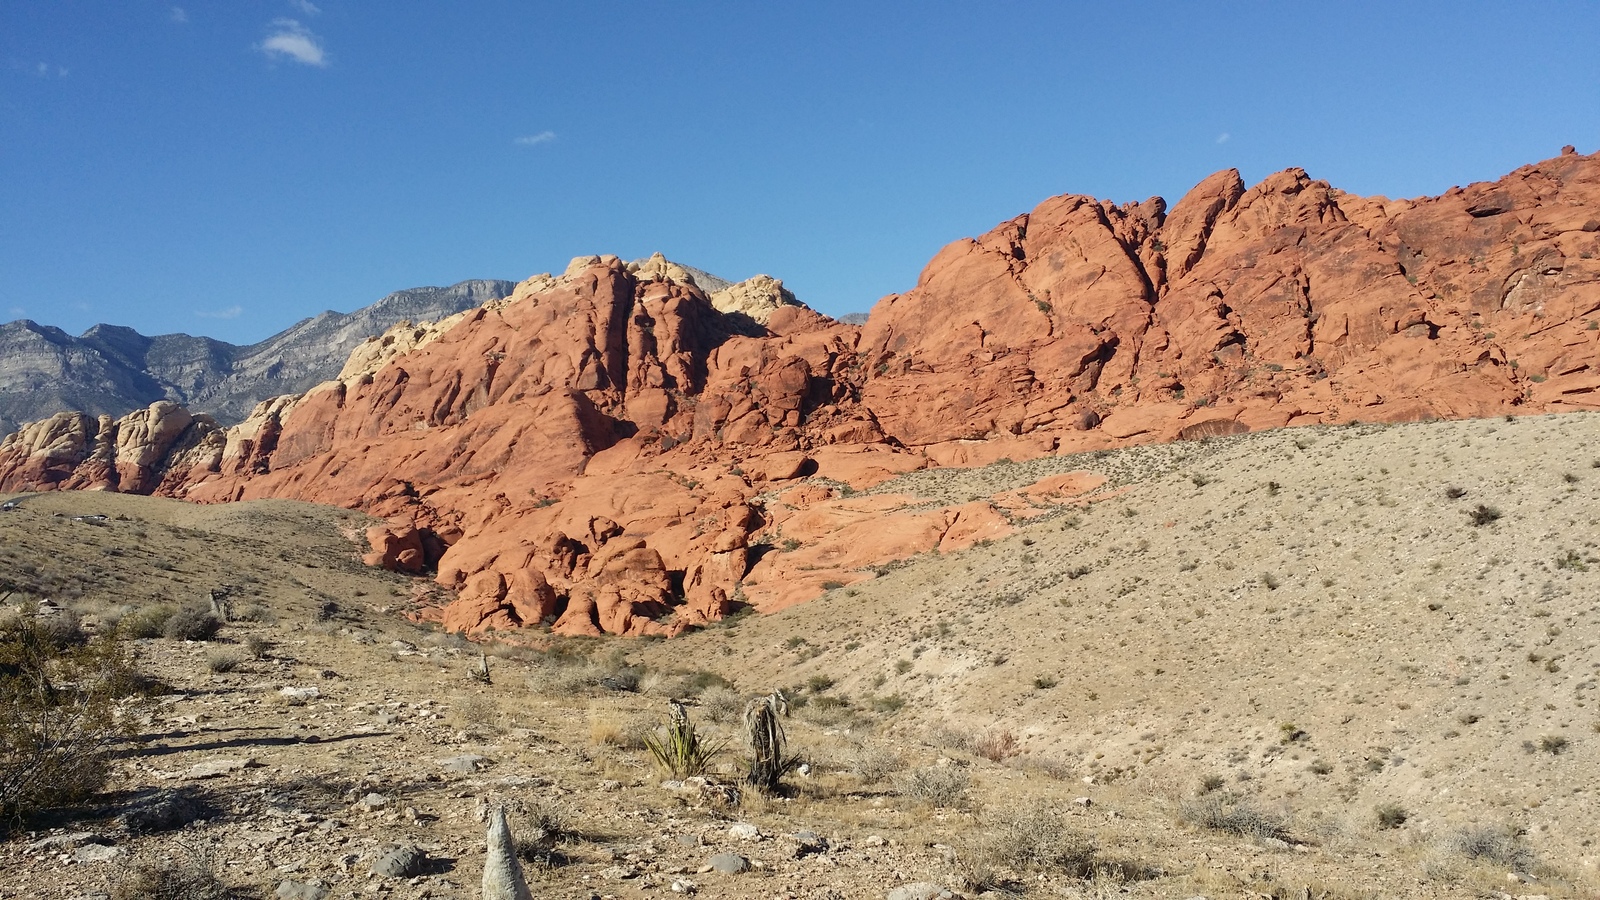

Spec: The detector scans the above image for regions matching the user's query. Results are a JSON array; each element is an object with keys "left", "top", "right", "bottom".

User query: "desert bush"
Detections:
[
  {"left": 589, "top": 709, "right": 651, "bottom": 750},
  {"left": 698, "top": 685, "right": 744, "bottom": 723},
  {"left": 162, "top": 602, "right": 221, "bottom": 641},
  {"left": 1198, "top": 774, "right": 1226, "bottom": 794},
  {"left": 974, "top": 729, "right": 1019, "bottom": 762},
  {"left": 205, "top": 649, "right": 245, "bottom": 673},
  {"left": 1538, "top": 734, "right": 1569, "bottom": 754},
  {"left": 1375, "top": 803, "right": 1408, "bottom": 829},
  {"left": 971, "top": 800, "right": 1097, "bottom": 876},
  {"left": 111, "top": 844, "right": 236, "bottom": 900},
  {"left": 117, "top": 603, "right": 177, "bottom": 639},
  {"left": 895, "top": 765, "right": 970, "bottom": 808},
  {"left": 0, "top": 618, "right": 146, "bottom": 828},
  {"left": 849, "top": 746, "right": 904, "bottom": 785},
  {"left": 1467, "top": 504, "right": 1501, "bottom": 526},
  {"left": 516, "top": 800, "right": 572, "bottom": 866},
  {"left": 1439, "top": 823, "right": 1533, "bottom": 868},
  {"left": 1180, "top": 794, "right": 1291, "bottom": 842},
  {"left": 453, "top": 695, "right": 500, "bottom": 731},
  {"left": 926, "top": 725, "right": 977, "bottom": 754},
  {"left": 642, "top": 701, "right": 725, "bottom": 779},
  {"left": 30, "top": 611, "right": 85, "bottom": 649},
  {"left": 243, "top": 635, "right": 270, "bottom": 660}
]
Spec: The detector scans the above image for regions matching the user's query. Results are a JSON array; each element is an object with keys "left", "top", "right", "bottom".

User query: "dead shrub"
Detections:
[
  {"left": 849, "top": 746, "right": 905, "bottom": 785},
  {"left": 111, "top": 843, "right": 237, "bottom": 900},
  {"left": 1179, "top": 794, "right": 1291, "bottom": 842},
  {"left": 894, "top": 765, "right": 970, "bottom": 808},
  {"left": 1440, "top": 823, "right": 1534, "bottom": 869},
  {"left": 973, "top": 729, "right": 1019, "bottom": 762},
  {"left": 970, "top": 799, "right": 1097, "bottom": 876}
]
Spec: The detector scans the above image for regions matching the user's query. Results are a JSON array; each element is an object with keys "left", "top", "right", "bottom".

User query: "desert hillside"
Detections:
[{"left": 1, "top": 411, "right": 1597, "bottom": 898}]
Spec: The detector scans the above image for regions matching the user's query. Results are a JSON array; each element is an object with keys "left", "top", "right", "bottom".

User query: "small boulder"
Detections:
[
  {"left": 72, "top": 843, "right": 122, "bottom": 864},
  {"left": 440, "top": 753, "right": 494, "bottom": 773},
  {"left": 708, "top": 853, "right": 749, "bottom": 875},
  {"left": 275, "top": 880, "right": 330, "bottom": 900},
  {"left": 371, "top": 843, "right": 427, "bottom": 878}
]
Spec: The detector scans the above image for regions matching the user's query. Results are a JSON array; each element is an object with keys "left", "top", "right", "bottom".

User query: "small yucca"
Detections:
[{"left": 643, "top": 701, "right": 725, "bottom": 779}]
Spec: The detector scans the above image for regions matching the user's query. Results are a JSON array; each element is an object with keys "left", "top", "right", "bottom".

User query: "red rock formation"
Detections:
[{"left": 2, "top": 150, "right": 1598, "bottom": 635}]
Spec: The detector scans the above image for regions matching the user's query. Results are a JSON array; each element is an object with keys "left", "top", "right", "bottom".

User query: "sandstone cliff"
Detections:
[{"left": 3, "top": 148, "right": 1597, "bottom": 636}]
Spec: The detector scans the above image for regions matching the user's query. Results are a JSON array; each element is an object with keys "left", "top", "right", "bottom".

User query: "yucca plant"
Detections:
[
  {"left": 642, "top": 700, "right": 725, "bottom": 779},
  {"left": 744, "top": 691, "right": 803, "bottom": 794}
]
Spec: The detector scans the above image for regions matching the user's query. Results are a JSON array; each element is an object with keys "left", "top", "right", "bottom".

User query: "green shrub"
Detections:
[
  {"left": 1, "top": 618, "right": 147, "bottom": 828},
  {"left": 163, "top": 603, "right": 221, "bottom": 641},
  {"left": 118, "top": 604, "right": 177, "bottom": 640},
  {"left": 643, "top": 702, "right": 725, "bottom": 779}
]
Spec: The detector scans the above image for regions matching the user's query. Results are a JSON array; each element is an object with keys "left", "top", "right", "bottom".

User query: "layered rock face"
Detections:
[{"left": 3, "top": 149, "right": 1597, "bottom": 636}]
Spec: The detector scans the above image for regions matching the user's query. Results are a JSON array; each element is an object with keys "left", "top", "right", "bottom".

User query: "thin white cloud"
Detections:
[
  {"left": 1216, "top": 132, "right": 1231, "bottom": 144},
  {"left": 170, "top": 6, "right": 188, "bottom": 23},
  {"left": 259, "top": 19, "right": 327, "bottom": 67},
  {"left": 289, "top": 0, "right": 322, "bottom": 15},
  {"left": 31, "top": 62, "right": 67, "bottom": 78},
  {"left": 195, "top": 305, "right": 243, "bottom": 320},
  {"left": 515, "top": 131, "right": 556, "bottom": 146},
  {"left": 8, "top": 307, "right": 24, "bottom": 318}
]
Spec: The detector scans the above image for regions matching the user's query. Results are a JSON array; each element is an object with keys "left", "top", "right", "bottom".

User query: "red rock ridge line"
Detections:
[{"left": 0, "top": 148, "right": 1596, "bottom": 636}]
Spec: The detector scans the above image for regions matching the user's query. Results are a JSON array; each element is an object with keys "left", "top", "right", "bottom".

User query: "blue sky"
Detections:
[{"left": 2, "top": 2, "right": 1597, "bottom": 344}]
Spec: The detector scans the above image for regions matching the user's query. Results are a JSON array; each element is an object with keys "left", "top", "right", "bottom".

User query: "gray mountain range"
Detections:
[{"left": 0, "top": 279, "right": 515, "bottom": 437}]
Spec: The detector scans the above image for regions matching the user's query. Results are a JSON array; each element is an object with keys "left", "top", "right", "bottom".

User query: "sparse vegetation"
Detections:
[
  {"left": 118, "top": 603, "right": 177, "bottom": 639},
  {"left": 163, "top": 602, "right": 222, "bottom": 641},
  {"left": 1375, "top": 803, "right": 1408, "bottom": 829},
  {"left": 205, "top": 649, "right": 245, "bottom": 673},
  {"left": 111, "top": 844, "right": 237, "bottom": 900},
  {"left": 1, "top": 616, "right": 147, "bottom": 828},
  {"left": 1180, "top": 794, "right": 1291, "bottom": 842},
  {"left": 1538, "top": 734, "right": 1569, "bottom": 754},
  {"left": 1466, "top": 503, "right": 1501, "bottom": 526},
  {"left": 1439, "top": 823, "right": 1533, "bottom": 869},
  {"left": 641, "top": 701, "right": 724, "bottom": 779},
  {"left": 895, "top": 765, "right": 970, "bottom": 808}
]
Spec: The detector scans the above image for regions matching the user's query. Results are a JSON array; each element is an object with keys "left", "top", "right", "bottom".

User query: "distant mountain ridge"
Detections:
[{"left": 0, "top": 279, "right": 516, "bottom": 435}]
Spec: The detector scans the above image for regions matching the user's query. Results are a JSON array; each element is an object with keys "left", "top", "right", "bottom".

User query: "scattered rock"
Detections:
[
  {"left": 71, "top": 844, "right": 121, "bottom": 864},
  {"left": 275, "top": 880, "right": 331, "bottom": 900},
  {"left": 370, "top": 843, "right": 427, "bottom": 878},
  {"left": 887, "top": 883, "right": 952, "bottom": 900},
  {"left": 115, "top": 788, "right": 214, "bottom": 833},
  {"left": 727, "top": 822, "right": 760, "bottom": 841},
  {"left": 439, "top": 753, "right": 493, "bottom": 773},
  {"left": 707, "top": 853, "right": 749, "bottom": 875},
  {"left": 183, "top": 757, "right": 259, "bottom": 779}
]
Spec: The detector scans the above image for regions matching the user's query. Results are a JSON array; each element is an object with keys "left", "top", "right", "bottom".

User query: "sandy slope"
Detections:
[{"left": 3, "top": 413, "right": 1599, "bottom": 898}]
